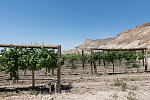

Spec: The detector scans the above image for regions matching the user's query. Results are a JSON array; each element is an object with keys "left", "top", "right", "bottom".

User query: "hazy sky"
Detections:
[{"left": 0, "top": 0, "right": 150, "bottom": 50}]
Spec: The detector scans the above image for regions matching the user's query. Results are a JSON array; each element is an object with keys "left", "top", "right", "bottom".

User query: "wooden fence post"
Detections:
[
  {"left": 82, "top": 50, "right": 85, "bottom": 70},
  {"left": 145, "top": 48, "right": 148, "bottom": 72},
  {"left": 102, "top": 50, "right": 106, "bottom": 68},
  {"left": 57, "top": 45, "right": 61, "bottom": 93},
  {"left": 142, "top": 50, "right": 145, "bottom": 67},
  {"left": 51, "top": 68, "right": 54, "bottom": 75}
]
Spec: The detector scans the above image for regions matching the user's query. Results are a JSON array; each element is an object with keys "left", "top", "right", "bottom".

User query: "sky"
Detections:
[{"left": 0, "top": 0, "right": 150, "bottom": 50}]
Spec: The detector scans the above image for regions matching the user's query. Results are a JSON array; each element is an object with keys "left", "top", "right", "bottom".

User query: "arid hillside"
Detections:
[{"left": 63, "top": 22, "right": 150, "bottom": 54}]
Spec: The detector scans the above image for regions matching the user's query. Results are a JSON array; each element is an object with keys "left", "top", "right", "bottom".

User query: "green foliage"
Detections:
[
  {"left": 1, "top": 47, "right": 22, "bottom": 81},
  {"left": 93, "top": 52, "right": 99, "bottom": 61},
  {"left": 132, "top": 63, "right": 140, "bottom": 68},
  {"left": 57, "top": 54, "right": 66, "bottom": 66},
  {"left": 124, "top": 52, "right": 132, "bottom": 61},
  {"left": 66, "top": 54, "right": 79, "bottom": 69},
  {"left": 68, "top": 54, "right": 78, "bottom": 63},
  {"left": 86, "top": 54, "right": 94, "bottom": 65},
  {"left": 137, "top": 53, "right": 145, "bottom": 60},
  {"left": 38, "top": 48, "right": 58, "bottom": 72},
  {"left": 123, "top": 52, "right": 137, "bottom": 61},
  {"left": 116, "top": 51, "right": 124, "bottom": 60},
  {"left": 64, "top": 51, "right": 145, "bottom": 70},
  {"left": 0, "top": 46, "right": 63, "bottom": 83},
  {"left": 85, "top": 52, "right": 102, "bottom": 65},
  {"left": 105, "top": 51, "right": 117, "bottom": 63},
  {"left": 79, "top": 54, "right": 88, "bottom": 61}
]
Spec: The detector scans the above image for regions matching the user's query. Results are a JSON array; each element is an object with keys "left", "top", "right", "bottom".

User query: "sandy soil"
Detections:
[
  {"left": 0, "top": 72, "right": 150, "bottom": 100},
  {"left": 0, "top": 60, "right": 150, "bottom": 100}
]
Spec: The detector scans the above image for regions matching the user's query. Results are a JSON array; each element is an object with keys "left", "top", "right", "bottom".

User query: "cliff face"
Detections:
[
  {"left": 76, "top": 38, "right": 113, "bottom": 49},
  {"left": 62, "top": 22, "right": 150, "bottom": 54},
  {"left": 101, "top": 22, "right": 150, "bottom": 49}
]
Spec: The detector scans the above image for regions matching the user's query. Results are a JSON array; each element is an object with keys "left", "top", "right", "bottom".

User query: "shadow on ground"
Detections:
[{"left": 0, "top": 84, "right": 72, "bottom": 94}]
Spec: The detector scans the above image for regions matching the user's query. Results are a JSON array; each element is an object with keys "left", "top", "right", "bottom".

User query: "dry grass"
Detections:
[{"left": 112, "top": 79, "right": 127, "bottom": 91}]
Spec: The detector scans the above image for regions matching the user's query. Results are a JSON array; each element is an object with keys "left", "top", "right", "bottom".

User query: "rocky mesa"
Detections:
[{"left": 63, "top": 22, "right": 150, "bottom": 54}]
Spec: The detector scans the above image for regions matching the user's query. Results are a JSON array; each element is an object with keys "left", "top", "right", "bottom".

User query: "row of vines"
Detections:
[
  {"left": 63, "top": 51, "right": 145, "bottom": 74},
  {"left": 0, "top": 46, "right": 65, "bottom": 88},
  {"left": 0, "top": 47, "right": 146, "bottom": 88}
]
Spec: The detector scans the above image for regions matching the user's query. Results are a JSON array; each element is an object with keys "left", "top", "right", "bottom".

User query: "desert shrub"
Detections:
[{"left": 113, "top": 79, "right": 127, "bottom": 91}]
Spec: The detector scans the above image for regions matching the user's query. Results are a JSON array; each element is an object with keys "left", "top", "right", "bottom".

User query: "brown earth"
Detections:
[{"left": 0, "top": 63, "right": 150, "bottom": 100}]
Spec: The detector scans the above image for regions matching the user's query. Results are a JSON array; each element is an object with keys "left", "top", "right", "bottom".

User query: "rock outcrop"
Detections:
[{"left": 62, "top": 22, "right": 150, "bottom": 54}]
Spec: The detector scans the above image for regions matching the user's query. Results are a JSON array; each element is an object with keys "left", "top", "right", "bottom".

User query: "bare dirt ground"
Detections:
[{"left": 0, "top": 63, "right": 150, "bottom": 100}]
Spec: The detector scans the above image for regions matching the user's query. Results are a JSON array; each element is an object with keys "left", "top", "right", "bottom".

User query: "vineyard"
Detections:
[
  {"left": 0, "top": 44, "right": 150, "bottom": 100},
  {"left": 62, "top": 48, "right": 147, "bottom": 75}
]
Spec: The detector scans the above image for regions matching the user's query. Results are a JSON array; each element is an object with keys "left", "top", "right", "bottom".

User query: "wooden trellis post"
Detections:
[
  {"left": 82, "top": 50, "right": 85, "bottom": 70},
  {"left": 102, "top": 50, "right": 106, "bottom": 68},
  {"left": 51, "top": 68, "right": 54, "bottom": 75},
  {"left": 57, "top": 45, "right": 61, "bottom": 93},
  {"left": 142, "top": 50, "right": 145, "bottom": 67},
  {"left": 145, "top": 48, "right": 148, "bottom": 72}
]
